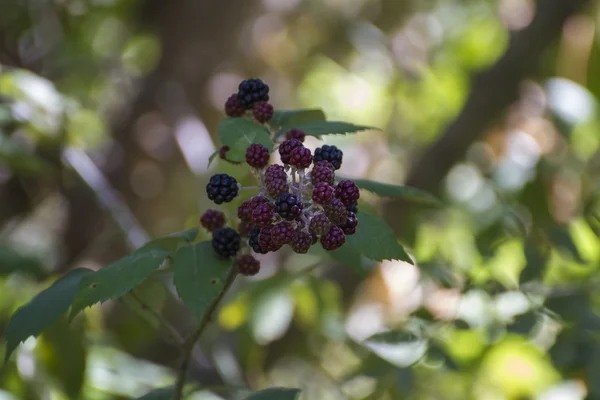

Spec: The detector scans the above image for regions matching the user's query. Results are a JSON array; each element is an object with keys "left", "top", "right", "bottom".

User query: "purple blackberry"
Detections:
[
  {"left": 236, "top": 254, "right": 261, "bottom": 276},
  {"left": 271, "top": 222, "right": 295, "bottom": 246},
  {"left": 212, "top": 227, "right": 241, "bottom": 257},
  {"left": 278, "top": 139, "right": 303, "bottom": 164},
  {"left": 251, "top": 202, "right": 275, "bottom": 227},
  {"left": 248, "top": 227, "right": 267, "bottom": 254},
  {"left": 253, "top": 101, "right": 274, "bottom": 123},
  {"left": 347, "top": 203, "right": 358, "bottom": 214},
  {"left": 225, "top": 94, "right": 245, "bottom": 117},
  {"left": 265, "top": 164, "right": 287, "bottom": 181},
  {"left": 206, "top": 174, "right": 239, "bottom": 204},
  {"left": 323, "top": 198, "right": 349, "bottom": 225},
  {"left": 238, "top": 220, "right": 255, "bottom": 237},
  {"left": 290, "top": 230, "right": 312, "bottom": 254},
  {"left": 259, "top": 225, "right": 282, "bottom": 252},
  {"left": 312, "top": 182, "right": 334, "bottom": 204},
  {"left": 266, "top": 177, "right": 289, "bottom": 198},
  {"left": 314, "top": 145, "right": 343, "bottom": 170},
  {"left": 339, "top": 212, "right": 358, "bottom": 235},
  {"left": 310, "top": 161, "right": 335, "bottom": 186},
  {"left": 200, "top": 209, "right": 226, "bottom": 232},
  {"left": 238, "top": 200, "right": 253, "bottom": 222},
  {"left": 320, "top": 226, "right": 346, "bottom": 251},
  {"left": 335, "top": 180, "right": 360, "bottom": 206},
  {"left": 237, "top": 78, "right": 269, "bottom": 109},
  {"left": 246, "top": 143, "right": 270, "bottom": 168},
  {"left": 309, "top": 213, "right": 331, "bottom": 237},
  {"left": 275, "top": 192, "right": 303, "bottom": 221},
  {"left": 289, "top": 146, "right": 313, "bottom": 169},
  {"left": 286, "top": 129, "right": 306, "bottom": 143}
]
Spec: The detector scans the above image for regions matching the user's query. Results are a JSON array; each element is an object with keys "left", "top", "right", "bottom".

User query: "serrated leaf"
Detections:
[
  {"left": 245, "top": 388, "right": 302, "bottom": 400},
  {"left": 366, "top": 330, "right": 418, "bottom": 344},
  {"left": 507, "top": 311, "right": 537, "bottom": 334},
  {"left": 4, "top": 268, "right": 92, "bottom": 363},
  {"left": 218, "top": 118, "right": 273, "bottom": 162},
  {"left": 69, "top": 246, "right": 169, "bottom": 320},
  {"left": 146, "top": 228, "right": 199, "bottom": 254},
  {"left": 172, "top": 241, "right": 233, "bottom": 321},
  {"left": 271, "top": 109, "right": 326, "bottom": 131},
  {"left": 134, "top": 387, "right": 173, "bottom": 399},
  {"left": 346, "top": 213, "right": 413, "bottom": 263},
  {"left": 329, "top": 244, "right": 368, "bottom": 275},
  {"left": 279, "top": 120, "right": 377, "bottom": 138},
  {"left": 337, "top": 177, "right": 442, "bottom": 207}
]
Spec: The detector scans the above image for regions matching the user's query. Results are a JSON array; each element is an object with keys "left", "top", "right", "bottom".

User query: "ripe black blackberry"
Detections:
[
  {"left": 320, "top": 226, "right": 346, "bottom": 251},
  {"left": 278, "top": 139, "right": 303, "bottom": 164},
  {"left": 248, "top": 227, "right": 267, "bottom": 254},
  {"left": 251, "top": 202, "right": 275, "bottom": 227},
  {"left": 310, "top": 161, "right": 335, "bottom": 186},
  {"left": 237, "top": 78, "right": 269, "bottom": 109},
  {"left": 323, "top": 198, "right": 349, "bottom": 225},
  {"left": 206, "top": 173, "right": 239, "bottom": 204},
  {"left": 347, "top": 203, "right": 358, "bottom": 214},
  {"left": 286, "top": 128, "right": 306, "bottom": 142},
  {"left": 266, "top": 177, "right": 289, "bottom": 198},
  {"left": 212, "top": 227, "right": 241, "bottom": 257},
  {"left": 253, "top": 101, "right": 274, "bottom": 123},
  {"left": 236, "top": 254, "right": 261, "bottom": 276},
  {"left": 289, "top": 146, "right": 313, "bottom": 169},
  {"left": 225, "top": 94, "right": 245, "bottom": 117},
  {"left": 335, "top": 180, "right": 360, "bottom": 206},
  {"left": 312, "top": 182, "right": 334, "bottom": 204},
  {"left": 290, "top": 230, "right": 312, "bottom": 254},
  {"left": 339, "top": 212, "right": 358, "bottom": 235},
  {"left": 275, "top": 192, "right": 303, "bottom": 221},
  {"left": 200, "top": 209, "right": 226, "bottom": 232},
  {"left": 309, "top": 213, "right": 331, "bottom": 237},
  {"left": 246, "top": 143, "right": 270, "bottom": 168},
  {"left": 271, "top": 222, "right": 295, "bottom": 246},
  {"left": 314, "top": 145, "right": 343, "bottom": 170}
]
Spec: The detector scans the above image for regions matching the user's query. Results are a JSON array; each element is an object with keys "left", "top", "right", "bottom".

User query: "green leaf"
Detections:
[
  {"left": 419, "top": 261, "right": 459, "bottom": 288},
  {"left": 245, "top": 388, "right": 302, "bottom": 400},
  {"left": 271, "top": 109, "right": 326, "bottom": 131},
  {"left": 366, "top": 330, "right": 418, "bottom": 344},
  {"left": 0, "top": 135, "right": 47, "bottom": 175},
  {"left": 507, "top": 311, "right": 537, "bottom": 335},
  {"left": 172, "top": 241, "right": 233, "bottom": 321},
  {"left": 520, "top": 241, "right": 549, "bottom": 283},
  {"left": 279, "top": 120, "right": 377, "bottom": 138},
  {"left": 346, "top": 213, "right": 413, "bottom": 264},
  {"left": 329, "top": 245, "right": 369, "bottom": 276},
  {"left": 337, "top": 177, "right": 442, "bottom": 207},
  {"left": 0, "top": 245, "right": 45, "bottom": 278},
  {"left": 545, "top": 292, "right": 589, "bottom": 322},
  {"left": 146, "top": 228, "right": 199, "bottom": 254},
  {"left": 69, "top": 246, "right": 169, "bottom": 320},
  {"left": 218, "top": 118, "right": 273, "bottom": 162},
  {"left": 428, "top": 344, "right": 459, "bottom": 370},
  {"left": 5, "top": 268, "right": 92, "bottom": 362},
  {"left": 134, "top": 387, "right": 173, "bottom": 400}
]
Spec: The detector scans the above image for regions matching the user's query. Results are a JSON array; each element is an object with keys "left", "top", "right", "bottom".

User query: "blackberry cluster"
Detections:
[{"left": 208, "top": 78, "right": 361, "bottom": 260}]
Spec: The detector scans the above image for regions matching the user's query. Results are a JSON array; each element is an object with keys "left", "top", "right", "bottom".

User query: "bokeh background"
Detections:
[{"left": 1, "top": 0, "right": 600, "bottom": 399}]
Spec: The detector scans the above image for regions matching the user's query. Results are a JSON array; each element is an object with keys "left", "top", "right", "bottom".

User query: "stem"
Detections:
[
  {"left": 129, "top": 290, "right": 185, "bottom": 345},
  {"left": 172, "top": 268, "right": 239, "bottom": 400},
  {"left": 239, "top": 186, "right": 259, "bottom": 191}
]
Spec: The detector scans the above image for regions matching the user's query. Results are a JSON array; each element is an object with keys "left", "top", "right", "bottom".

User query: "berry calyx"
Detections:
[
  {"left": 286, "top": 128, "right": 306, "bottom": 142},
  {"left": 323, "top": 198, "right": 349, "bottom": 225},
  {"left": 271, "top": 222, "right": 295, "bottom": 246},
  {"left": 314, "top": 145, "right": 343, "bottom": 170},
  {"left": 237, "top": 78, "right": 269, "bottom": 109},
  {"left": 236, "top": 254, "right": 261, "bottom": 276},
  {"left": 309, "top": 213, "right": 331, "bottom": 237},
  {"left": 310, "top": 161, "right": 335, "bottom": 186},
  {"left": 212, "top": 227, "right": 241, "bottom": 257},
  {"left": 320, "top": 226, "right": 346, "bottom": 251},
  {"left": 339, "top": 212, "right": 358, "bottom": 235},
  {"left": 312, "top": 182, "right": 334, "bottom": 204},
  {"left": 246, "top": 143, "right": 270, "bottom": 168},
  {"left": 206, "top": 174, "right": 239, "bottom": 204},
  {"left": 278, "top": 139, "right": 303, "bottom": 164},
  {"left": 290, "top": 230, "right": 312, "bottom": 254},
  {"left": 275, "top": 192, "right": 303, "bottom": 221},
  {"left": 200, "top": 209, "right": 226, "bottom": 232},
  {"left": 251, "top": 202, "right": 275, "bottom": 227},
  {"left": 335, "top": 180, "right": 360, "bottom": 206},
  {"left": 289, "top": 146, "right": 313, "bottom": 169},
  {"left": 253, "top": 101, "right": 274, "bottom": 123},
  {"left": 248, "top": 227, "right": 267, "bottom": 254},
  {"left": 225, "top": 94, "right": 245, "bottom": 117}
]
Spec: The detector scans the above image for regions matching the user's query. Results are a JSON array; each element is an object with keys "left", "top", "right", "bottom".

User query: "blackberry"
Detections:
[
  {"left": 310, "top": 161, "right": 335, "bottom": 186},
  {"left": 238, "top": 220, "right": 255, "bottom": 237},
  {"left": 253, "top": 101, "right": 274, "bottom": 123},
  {"left": 275, "top": 192, "right": 303, "bottom": 221},
  {"left": 251, "top": 202, "right": 275, "bottom": 227},
  {"left": 335, "top": 180, "right": 360, "bottom": 206},
  {"left": 323, "top": 198, "right": 349, "bottom": 225},
  {"left": 236, "top": 254, "right": 261, "bottom": 276},
  {"left": 290, "top": 230, "right": 312, "bottom": 254},
  {"left": 289, "top": 146, "right": 313, "bottom": 169},
  {"left": 248, "top": 227, "right": 267, "bottom": 254},
  {"left": 246, "top": 143, "right": 270, "bottom": 168},
  {"left": 271, "top": 222, "right": 295, "bottom": 246},
  {"left": 212, "top": 227, "right": 241, "bottom": 257},
  {"left": 286, "top": 128, "right": 306, "bottom": 143},
  {"left": 312, "top": 182, "right": 334, "bottom": 204},
  {"left": 347, "top": 203, "right": 358, "bottom": 214},
  {"left": 238, "top": 200, "right": 253, "bottom": 222},
  {"left": 206, "top": 174, "right": 239, "bottom": 204},
  {"left": 200, "top": 209, "right": 226, "bottom": 232},
  {"left": 314, "top": 145, "right": 343, "bottom": 170},
  {"left": 265, "top": 164, "right": 287, "bottom": 181},
  {"left": 309, "top": 213, "right": 331, "bottom": 237},
  {"left": 266, "top": 177, "right": 289, "bottom": 198},
  {"left": 225, "top": 94, "right": 245, "bottom": 117},
  {"left": 320, "top": 226, "right": 346, "bottom": 251},
  {"left": 259, "top": 225, "right": 282, "bottom": 252},
  {"left": 278, "top": 139, "right": 303, "bottom": 164},
  {"left": 237, "top": 78, "right": 269, "bottom": 109},
  {"left": 339, "top": 212, "right": 358, "bottom": 235}
]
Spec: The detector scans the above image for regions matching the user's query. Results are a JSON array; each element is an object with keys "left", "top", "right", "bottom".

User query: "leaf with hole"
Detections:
[
  {"left": 337, "top": 176, "right": 442, "bottom": 207},
  {"left": 244, "top": 388, "right": 302, "bottom": 400},
  {"left": 279, "top": 120, "right": 377, "bottom": 138},
  {"left": 347, "top": 213, "right": 413, "bottom": 263}
]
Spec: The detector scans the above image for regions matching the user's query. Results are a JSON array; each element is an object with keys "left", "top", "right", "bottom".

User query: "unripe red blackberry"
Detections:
[
  {"left": 278, "top": 139, "right": 303, "bottom": 164},
  {"left": 275, "top": 192, "right": 303, "bottom": 221},
  {"left": 246, "top": 143, "right": 270, "bottom": 168},
  {"left": 236, "top": 254, "right": 261, "bottom": 276},
  {"left": 206, "top": 174, "right": 239, "bottom": 204},
  {"left": 310, "top": 161, "right": 335, "bottom": 186},
  {"left": 285, "top": 128, "right": 306, "bottom": 142},
  {"left": 339, "top": 212, "right": 358, "bottom": 235},
  {"left": 266, "top": 177, "right": 289, "bottom": 198},
  {"left": 289, "top": 230, "right": 312, "bottom": 254},
  {"left": 251, "top": 202, "right": 275, "bottom": 227},
  {"left": 335, "top": 180, "right": 360, "bottom": 206},
  {"left": 253, "top": 101, "right": 274, "bottom": 123},
  {"left": 237, "top": 78, "right": 269, "bottom": 109},
  {"left": 258, "top": 225, "right": 282, "bottom": 252},
  {"left": 320, "top": 226, "right": 346, "bottom": 251},
  {"left": 271, "top": 222, "right": 295, "bottom": 246},
  {"left": 313, "top": 145, "right": 343, "bottom": 170},
  {"left": 248, "top": 227, "right": 267, "bottom": 254},
  {"left": 289, "top": 146, "right": 313, "bottom": 169},
  {"left": 212, "top": 227, "right": 241, "bottom": 257},
  {"left": 312, "top": 182, "right": 334, "bottom": 204},
  {"left": 309, "top": 213, "right": 331, "bottom": 237},
  {"left": 225, "top": 94, "right": 245, "bottom": 117},
  {"left": 200, "top": 209, "right": 226, "bottom": 232},
  {"left": 323, "top": 198, "right": 349, "bottom": 225},
  {"left": 238, "top": 220, "right": 255, "bottom": 237},
  {"left": 265, "top": 164, "right": 287, "bottom": 181}
]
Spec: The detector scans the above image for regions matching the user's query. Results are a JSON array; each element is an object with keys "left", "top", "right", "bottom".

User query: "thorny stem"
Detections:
[{"left": 172, "top": 268, "right": 239, "bottom": 400}]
